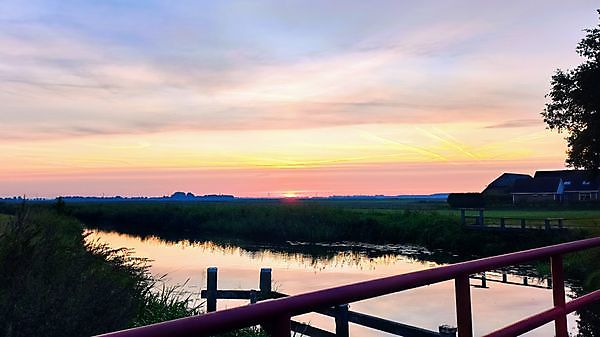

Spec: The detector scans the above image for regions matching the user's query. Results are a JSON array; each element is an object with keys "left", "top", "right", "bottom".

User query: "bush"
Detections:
[{"left": 447, "top": 193, "right": 485, "bottom": 208}]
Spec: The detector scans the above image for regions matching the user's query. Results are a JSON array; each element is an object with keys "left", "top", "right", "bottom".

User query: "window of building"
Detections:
[
  {"left": 564, "top": 181, "right": 571, "bottom": 185},
  {"left": 579, "top": 192, "right": 592, "bottom": 201},
  {"left": 582, "top": 181, "right": 591, "bottom": 185}
]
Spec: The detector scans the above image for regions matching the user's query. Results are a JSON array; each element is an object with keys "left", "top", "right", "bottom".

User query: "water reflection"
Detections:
[{"left": 87, "top": 230, "right": 579, "bottom": 337}]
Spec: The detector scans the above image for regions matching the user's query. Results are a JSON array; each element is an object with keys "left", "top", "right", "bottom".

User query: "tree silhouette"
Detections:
[{"left": 542, "top": 9, "right": 600, "bottom": 174}]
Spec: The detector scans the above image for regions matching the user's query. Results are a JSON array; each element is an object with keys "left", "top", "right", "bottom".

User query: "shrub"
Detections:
[{"left": 447, "top": 193, "right": 485, "bottom": 208}]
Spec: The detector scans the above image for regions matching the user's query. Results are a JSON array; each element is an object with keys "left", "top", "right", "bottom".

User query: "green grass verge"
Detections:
[
  {"left": 0, "top": 213, "right": 12, "bottom": 224},
  {"left": 352, "top": 207, "right": 600, "bottom": 229},
  {"left": 0, "top": 208, "right": 264, "bottom": 337}
]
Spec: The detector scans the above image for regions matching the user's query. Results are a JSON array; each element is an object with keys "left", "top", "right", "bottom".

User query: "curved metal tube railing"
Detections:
[{"left": 96, "top": 237, "right": 600, "bottom": 337}]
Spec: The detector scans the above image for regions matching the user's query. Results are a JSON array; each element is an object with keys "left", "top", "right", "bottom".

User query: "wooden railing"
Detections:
[
  {"left": 199, "top": 268, "right": 555, "bottom": 336},
  {"left": 459, "top": 208, "right": 570, "bottom": 230},
  {"left": 96, "top": 237, "right": 600, "bottom": 337},
  {"left": 201, "top": 268, "right": 456, "bottom": 337}
]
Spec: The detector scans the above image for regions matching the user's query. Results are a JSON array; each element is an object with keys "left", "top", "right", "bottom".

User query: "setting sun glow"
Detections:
[{"left": 1, "top": 1, "right": 596, "bottom": 197}]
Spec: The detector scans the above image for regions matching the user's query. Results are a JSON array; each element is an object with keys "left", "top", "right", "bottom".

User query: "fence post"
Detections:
[
  {"left": 460, "top": 209, "right": 466, "bottom": 225},
  {"left": 249, "top": 290, "right": 258, "bottom": 304},
  {"left": 520, "top": 219, "right": 526, "bottom": 229},
  {"left": 439, "top": 325, "right": 458, "bottom": 337},
  {"left": 335, "top": 304, "right": 350, "bottom": 337},
  {"left": 500, "top": 218, "right": 505, "bottom": 230},
  {"left": 478, "top": 209, "right": 484, "bottom": 226},
  {"left": 558, "top": 218, "right": 564, "bottom": 229},
  {"left": 260, "top": 268, "right": 272, "bottom": 300},
  {"left": 455, "top": 274, "right": 473, "bottom": 337},
  {"left": 551, "top": 255, "right": 568, "bottom": 337},
  {"left": 207, "top": 267, "right": 218, "bottom": 312},
  {"left": 502, "top": 273, "right": 507, "bottom": 283},
  {"left": 544, "top": 219, "right": 551, "bottom": 230}
]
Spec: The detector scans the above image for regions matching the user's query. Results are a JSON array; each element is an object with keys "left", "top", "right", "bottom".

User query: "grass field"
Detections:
[
  {"left": 331, "top": 198, "right": 600, "bottom": 228},
  {"left": 476, "top": 209, "right": 600, "bottom": 228},
  {"left": 0, "top": 213, "right": 12, "bottom": 226}
]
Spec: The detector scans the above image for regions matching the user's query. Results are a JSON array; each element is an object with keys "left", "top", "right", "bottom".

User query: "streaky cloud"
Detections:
[{"left": 484, "top": 119, "right": 542, "bottom": 129}]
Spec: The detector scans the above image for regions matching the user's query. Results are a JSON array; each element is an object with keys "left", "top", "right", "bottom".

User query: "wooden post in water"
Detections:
[
  {"left": 260, "top": 268, "right": 272, "bottom": 300},
  {"left": 520, "top": 219, "right": 526, "bottom": 229},
  {"left": 207, "top": 267, "right": 218, "bottom": 312},
  {"left": 502, "top": 273, "right": 508, "bottom": 283},
  {"left": 500, "top": 218, "right": 505, "bottom": 230},
  {"left": 481, "top": 272, "right": 487, "bottom": 288},
  {"left": 460, "top": 209, "right": 466, "bottom": 225},
  {"left": 558, "top": 218, "right": 564, "bottom": 229},
  {"left": 478, "top": 209, "right": 484, "bottom": 227},
  {"left": 544, "top": 219, "right": 551, "bottom": 231},
  {"left": 335, "top": 304, "right": 350, "bottom": 337}
]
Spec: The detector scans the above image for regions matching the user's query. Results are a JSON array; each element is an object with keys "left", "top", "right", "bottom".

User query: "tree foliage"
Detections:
[{"left": 542, "top": 9, "right": 600, "bottom": 173}]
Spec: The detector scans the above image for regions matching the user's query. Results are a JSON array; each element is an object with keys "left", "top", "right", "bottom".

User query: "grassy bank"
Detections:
[
  {"left": 64, "top": 201, "right": 600, "bottom": 335},
  {"left": 60, "top": 201, "right": 600, "bottom": 290},
  {"left": 0, "top": 208, "right": 269, "bottom": 337},
  {"left": 1, "top": 201, "right": 598, "bottom": 335},
  {"left": 68, "top": 202, "right": 585, "bottom": 254},
  {"left": 0, "top": 213, "right": 11, "bottom": 224}
]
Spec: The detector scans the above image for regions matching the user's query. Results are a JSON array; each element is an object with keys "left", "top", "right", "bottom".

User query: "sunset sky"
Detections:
[{"left": 1, "top": 1, "right": 598, "bottom": 198}]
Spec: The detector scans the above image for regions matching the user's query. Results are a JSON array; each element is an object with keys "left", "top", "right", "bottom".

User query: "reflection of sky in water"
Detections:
[{"left": 88, "top": 230, "right": 578, "bottom": 337}]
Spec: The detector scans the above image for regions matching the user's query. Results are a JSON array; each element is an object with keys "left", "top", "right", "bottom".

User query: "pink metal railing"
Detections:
[{"left": 97, "top": 237, "right": 600, "bottom": 337}]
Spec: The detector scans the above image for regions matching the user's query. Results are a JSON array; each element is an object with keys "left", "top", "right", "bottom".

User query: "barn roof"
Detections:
[
  {"left": 534, "top": 170, "right": 599, "bottom": 191},
  {"left": 486, "top": 173, "right": 532, "bottom": 188},
  {"left": 512, "top": 177, "right": 562, "bottom": 194}
]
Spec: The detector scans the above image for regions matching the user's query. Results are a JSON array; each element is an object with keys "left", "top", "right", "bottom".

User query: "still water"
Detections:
[{"left": 88, "top": 230, "right": 579, "bottom": 336}]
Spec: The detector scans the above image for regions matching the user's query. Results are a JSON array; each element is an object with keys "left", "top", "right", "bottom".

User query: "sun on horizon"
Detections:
[{"left": 1, "top": 1, "right": 597, "bottom": 198}]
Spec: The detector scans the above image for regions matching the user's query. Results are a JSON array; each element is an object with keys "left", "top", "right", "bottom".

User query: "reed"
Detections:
[{"left": 0, "top": 208, "right": 237, "bottom": 337}]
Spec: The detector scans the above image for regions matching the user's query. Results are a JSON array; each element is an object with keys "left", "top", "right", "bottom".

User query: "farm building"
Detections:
[
  {"left": 509, "top": 170, "right": 599, "bottom": 204},
  {"left": 511, "top": 177, "right": 564, "bottom": 204},
  {"left": 483, "top": 170, "right": 599, "bottom": 204},
  {"left": 482, "top": 173, "right": 532, "bottom": 196},
  {"left": 534, "top": 170, "right": 599, "bottom": 202}
]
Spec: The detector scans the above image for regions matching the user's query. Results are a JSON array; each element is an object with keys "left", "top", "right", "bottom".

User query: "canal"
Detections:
[{"left": 88, "top": 230, "right": 581, "bottom": 336}]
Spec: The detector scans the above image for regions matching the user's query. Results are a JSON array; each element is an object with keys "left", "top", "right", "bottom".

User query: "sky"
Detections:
[{"left": 1, "top": 1, "right": 598, "bottom": 198}]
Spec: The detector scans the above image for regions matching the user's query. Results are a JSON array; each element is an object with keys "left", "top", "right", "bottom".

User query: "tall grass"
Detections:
[
  {"left": 70, "top": 202, "right": 600, "bottom": 289},
  {"left": 70, "top": 202, "right": 584, "bottom": 256},
  {"left": 0, "top": 209, "right": 139, "bottom": 336},
  {"left": 0, "top": 208, "right": 207, "bottom": 337},
  {"left": 0, "top": 206, "right": 269, "bottom": 337}
]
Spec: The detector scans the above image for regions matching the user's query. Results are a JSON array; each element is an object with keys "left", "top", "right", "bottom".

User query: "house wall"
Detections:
[
  {"left": 577, "top": 191, "right": 598, "bottom": 201},
  {"left": 563, "top": 191, "right": 599, "bottom": 202},
  {"left": 563, "top": 192, "right": 580, "bottom": 202},
  {"left": 512, "top": 193, "right": 559, "bottom": 204}
]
